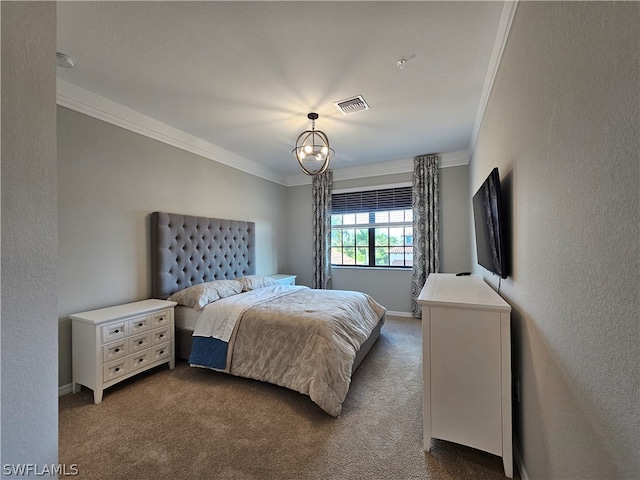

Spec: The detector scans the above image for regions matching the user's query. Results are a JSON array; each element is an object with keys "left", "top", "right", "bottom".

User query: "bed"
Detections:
[{"left": 150, "top": 211, "right": 386, "bottom": 416}]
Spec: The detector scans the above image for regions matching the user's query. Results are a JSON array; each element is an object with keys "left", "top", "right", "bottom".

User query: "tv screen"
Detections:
[{"left": 472, "top": 168, "right": 507, "bottom": 278}]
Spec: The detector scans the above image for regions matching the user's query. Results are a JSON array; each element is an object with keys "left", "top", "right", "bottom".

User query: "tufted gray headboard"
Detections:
[{"left": 151, "top": 212, "right": 255, "bottom": 299}]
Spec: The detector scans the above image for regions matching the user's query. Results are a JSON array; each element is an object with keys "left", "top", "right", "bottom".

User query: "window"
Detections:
[{"left": 331, "top": 186, "right": 413, "bottom": 267}]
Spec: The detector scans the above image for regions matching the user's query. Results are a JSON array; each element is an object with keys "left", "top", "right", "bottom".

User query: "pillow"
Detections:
[
  {"left": 236, "top": 275, "right": 280, "bottom": 292},
  {"left": 168, "top": 283, "right": 220, "bottom": 310},
  {"left": 210, "top": 279, "right": 244, "bottom": 298},
  {"left": 168, "top": 279, "right": 243, "bottom": 310}
]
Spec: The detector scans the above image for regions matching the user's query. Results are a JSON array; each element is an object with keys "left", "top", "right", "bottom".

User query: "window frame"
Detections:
[{"left": 330, "top": 184, "right": 413, "bottom": 269}]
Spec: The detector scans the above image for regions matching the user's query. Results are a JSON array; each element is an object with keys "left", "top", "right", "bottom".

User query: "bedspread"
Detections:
[{"left": 190, "top": 285, "right": 386, "bottom": 416}]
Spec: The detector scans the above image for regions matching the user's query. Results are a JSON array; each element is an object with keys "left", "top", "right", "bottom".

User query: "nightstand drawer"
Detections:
[
  {"left": 152, "top": 310, "right": 171, "bottom": 328},
  {"left": 131, "top": 350, "right": 151, "bottom": 372},
  {"left": 130, "top": 332, "right": 151, "bottom": 353},
  {"left": 103, "top": 358, "right": 129, "bottom": 383},
  {"left": 128, "top": 315, "right": 150, "bottom": 335},
  {"left": 101, "top": 322, "right": 126, "bottom": 344},
  {"left": 151, "top": 326, "right": 171, "bottom": 345},
  {"left": 151, "top": 342, "right": 171, "bottom": 362},
  {"left": 103, "top": 340, "right": 128, "bottom": 363}
]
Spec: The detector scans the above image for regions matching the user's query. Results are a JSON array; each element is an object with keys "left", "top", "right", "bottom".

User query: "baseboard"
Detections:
[
  {"left": 385, "top": 310, "right": 414, "bottom": 318},
  {"left": 513, "top": 437, "right": 529, "bottom": 480},
  {"left": 59, "top": 383, "right": 73, "bottom": 397}
]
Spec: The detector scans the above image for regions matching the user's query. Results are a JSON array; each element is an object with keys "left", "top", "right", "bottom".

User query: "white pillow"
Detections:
[
  {"left": 210, "top": 279, "right": 244, "bottom": 298},
  {"left": 236, "top": 275, "right": 280, "bottom": 292},
  {"left": 168, "top": 279, "right": 243, "bottom": 310}
]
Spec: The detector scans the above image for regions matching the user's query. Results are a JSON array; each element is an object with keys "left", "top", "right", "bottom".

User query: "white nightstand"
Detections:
[
  {"left": 70, "top": 299, "right": 177, "bottom": 404},
  {"left": 268, "top": 274, "right": 297, "bottom": 285}
]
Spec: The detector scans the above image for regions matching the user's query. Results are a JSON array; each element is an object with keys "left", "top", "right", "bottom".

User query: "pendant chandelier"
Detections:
[{"left": 292, "top": 112, "right": 334, "bottom": 176}]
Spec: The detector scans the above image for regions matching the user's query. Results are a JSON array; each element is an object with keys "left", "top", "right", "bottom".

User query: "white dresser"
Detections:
[
  {"left": 71, "top": 299, "right": 177, "bottom": 404},
  {"left": 418, "top": 273, "right": 512, "bottom": 478}
]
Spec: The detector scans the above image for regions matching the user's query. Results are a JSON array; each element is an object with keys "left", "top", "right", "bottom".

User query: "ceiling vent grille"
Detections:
[{"left": 334, "top": 95, "right": 369, "bottom": 115}]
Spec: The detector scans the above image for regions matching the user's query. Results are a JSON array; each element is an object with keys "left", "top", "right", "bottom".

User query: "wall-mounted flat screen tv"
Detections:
[{"left": 472, "top": 167, "right": 508, "bottom": 279}]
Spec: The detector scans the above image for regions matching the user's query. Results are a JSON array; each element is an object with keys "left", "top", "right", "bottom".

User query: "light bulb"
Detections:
[
  {"left": 321, "top": 146, "right": 329, "bottom": 155},
  {"left": 299, "top": 150, "right": 306, "bottom": 160},
  {"left": 304, "top": 145, "right": 313, "bottom": 154},
  {"left": 315, "top": 153, "right": 322, "bottom": 161}
]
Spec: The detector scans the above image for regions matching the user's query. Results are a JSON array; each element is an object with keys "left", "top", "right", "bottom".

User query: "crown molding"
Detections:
[
  {"left": 468, "top": 0, "right": 519, "bottom": 162},
  {"left": 286, "top": 150, "right": 470, "bottom": 187},
  {"left": 56, "top": 80, "right": 288, "bottom": 186},
  {"left": 57, "top": 79, "right": 470, "bottom": 188}
]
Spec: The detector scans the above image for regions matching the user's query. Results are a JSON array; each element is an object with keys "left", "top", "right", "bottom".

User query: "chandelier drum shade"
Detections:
[{"left": 292, "top": 113, "right": 334, "bottom": 176}]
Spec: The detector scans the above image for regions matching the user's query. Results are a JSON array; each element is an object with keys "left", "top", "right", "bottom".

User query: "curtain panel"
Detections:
[
  {"left": 411, "top": 154, "right": 440, "bottom": 317},
  {"left": 312, "top": 170, "right": 333, "bottom": 289}
]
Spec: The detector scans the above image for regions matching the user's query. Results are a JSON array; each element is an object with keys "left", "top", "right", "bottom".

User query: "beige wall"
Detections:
[
  {"left": 440, "top": 165, "right": 471, "bottom": 273},
  {"left": 471, "top": 3, "right": 639, "bottom": 479},
  {"left": 1, "top": 2, "right": 59, "bottom": 467},
  {"left": 57, "top": 107, "right": 289, "bottom": 386}
]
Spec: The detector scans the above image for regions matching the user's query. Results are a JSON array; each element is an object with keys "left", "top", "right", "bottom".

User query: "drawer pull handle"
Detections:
[
  {"left": 158, "top": 317, "right": 165, "bottom": 322},
  {"left": 114, "top": 348, "right": 120, "bottom": 353},
  {"left": 159, "top": 350, "right": 164, "bottom": 355},
  {"left": 114, "top": 329, "right": 120, "bottom": 334},
  {"left": 138, "top": 358, "right": 144, "bottom": 363},
  {"left": 159, "top": 334, "right": 164, "bottom": 338},
  {"left": 115, "top": 367, "right": 120, "bottom": 372},
  {"left": 138, "top": 340, "right": 143, "bottom": 345},
  {"left": 138, "top": 323, "right": 143, "bottom": 327}
]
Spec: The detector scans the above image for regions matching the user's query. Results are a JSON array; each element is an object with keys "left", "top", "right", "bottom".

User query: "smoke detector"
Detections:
[{"left": 334, "top": 95, "right": 369, "bottom": 115}]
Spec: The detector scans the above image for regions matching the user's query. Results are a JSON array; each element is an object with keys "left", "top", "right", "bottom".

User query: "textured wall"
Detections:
[
  {"left": 1, "top": 1, "right": 59, "bottom": 468},
  {"left": 57, "top": 107, "right": 288, "bottom": 387},
  {"left": 470, "top": 3, "right": 639, "bottom": 479},
  {"left": 439, "top": 165, "right": 471, "bottom": 274}
]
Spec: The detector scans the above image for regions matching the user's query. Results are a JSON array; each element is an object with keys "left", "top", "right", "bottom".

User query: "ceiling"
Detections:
[{"left": 56, "top": 1, "right": 509, "bottom": 185}]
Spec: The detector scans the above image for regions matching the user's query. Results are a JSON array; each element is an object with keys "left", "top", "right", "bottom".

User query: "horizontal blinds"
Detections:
[{"left": 332, "top": 186, "right": 412, "bottom": 214}]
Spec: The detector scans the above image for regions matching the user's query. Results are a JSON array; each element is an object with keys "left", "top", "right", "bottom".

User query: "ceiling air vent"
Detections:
[{"left": 334, "top": 95, "right": 369, "bottom": 115}]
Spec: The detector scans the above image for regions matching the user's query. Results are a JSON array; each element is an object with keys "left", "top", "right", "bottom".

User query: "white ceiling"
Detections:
[{"left": 56, "top": 1, "right": 509, "bottom": 185}]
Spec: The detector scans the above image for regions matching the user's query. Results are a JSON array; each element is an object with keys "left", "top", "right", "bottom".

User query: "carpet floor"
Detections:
[{"left": 59, "top": 316, "right": 517, "bottom": 479}]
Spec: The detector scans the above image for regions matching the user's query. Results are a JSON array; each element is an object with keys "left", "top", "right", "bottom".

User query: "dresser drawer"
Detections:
[
  {"left": 130, "top": 332, "right": 151, "bottom": 353},
  {"left": 151, "top": 342, "right": 171, "bottom": 362},
  {"left": 103, "top": 358, "right": 129, "bottom": 383},
  {"left": 151, "top": 326, "right": 171, "bottom": 345},
  {"left": 103, "top": 340, "right": 128, "bottom": 363},
  {"left": 101, "top": 321, "right": 126, "bottom": 344},
  {"left": 152, "top": 310, "right": 171, "bottom": 328},
  {"left": 131, "top": 350, "right": 152, "bottom": 372},
  {"left": 128, "top": 315, "right": 150, "bottom": 335}
]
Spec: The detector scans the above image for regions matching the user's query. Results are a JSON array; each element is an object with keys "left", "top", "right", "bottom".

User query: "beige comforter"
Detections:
[{"left": 201, "top": 286, "right": 385, "bottom": 416}]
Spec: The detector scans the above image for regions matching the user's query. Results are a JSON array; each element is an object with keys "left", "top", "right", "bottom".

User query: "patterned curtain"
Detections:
[
  {"left": 411, "top": 154, "right": 440, "bottom": 317},
  {"left": 312, "top": 170, "right": 333, "bottom": 289}
]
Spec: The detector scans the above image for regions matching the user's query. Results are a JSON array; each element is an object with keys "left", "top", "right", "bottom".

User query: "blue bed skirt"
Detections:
[{"left": 188, "top": 336, "right": 229, "bottom": 370}]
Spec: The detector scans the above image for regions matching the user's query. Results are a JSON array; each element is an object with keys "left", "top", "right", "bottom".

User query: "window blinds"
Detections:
[{"left": 331, "top": 186, "right": 412, "bottom": 214}]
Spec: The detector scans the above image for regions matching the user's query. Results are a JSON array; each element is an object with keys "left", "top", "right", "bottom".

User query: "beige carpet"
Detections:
[{"left": 59, "top": 316, "right": 517, "bottom": 480}]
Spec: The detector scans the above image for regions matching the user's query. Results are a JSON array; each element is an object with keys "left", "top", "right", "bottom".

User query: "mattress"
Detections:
[{"left": 175, "top": 305, "right": 200, "bottom": 331}]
